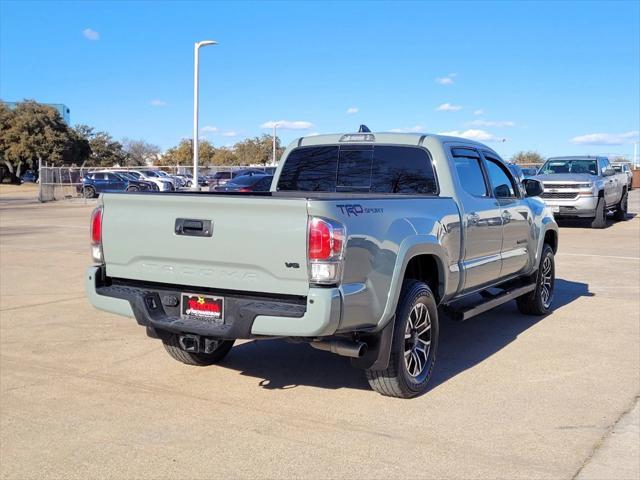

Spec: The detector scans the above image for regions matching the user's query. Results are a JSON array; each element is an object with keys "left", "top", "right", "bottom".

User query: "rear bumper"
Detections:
[
  {"left": 85, "top": 266, "right": 341, "bottom": 338},
  {"left": 543, "top": 195, "right": 598, "bottom": 218}
]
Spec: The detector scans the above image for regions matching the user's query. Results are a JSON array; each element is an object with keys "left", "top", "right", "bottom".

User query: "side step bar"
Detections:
[{"left": 446, "top": 283, "right": 536, "bottom": 321}]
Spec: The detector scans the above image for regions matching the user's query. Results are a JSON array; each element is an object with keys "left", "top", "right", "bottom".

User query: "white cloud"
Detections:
[
  {"left": 201, "top": 126, "right": 218, "bottom": 132},
  {"left": 436, "top": 103, "right": 463, "bottom": 112},
  {"left": 149, "top": 99, "right": 167, "bottom": 107},
  {"left": 435, "top": 73, "right": 457, "bottom": 85},
  {"left": 306, "top": 132, "right": 320, "bottom": 136},
  {"left": 260, "top": 120, "right": 313, "bottom": 130},
  {"left": 467, "top": 119, "right": 515, "bottom": 128},
  {"left": 473, "top": 109, "right": 484, "bottom": 115},
  {"left": 438, "top": 129, "right": 504, "bottom": 142},
  {"left": 82, "top": 28, "right": 100, "bottom": 41},
  {"left": 571, "top": 131, "right": 639, "bottom": 146},
  {"left": 389, "top": 125, "right": 425, "bottom": 133},
  {"left": 346, "top": 107, "right": 359, "bottom": 115},
  {"left": 222, "top": 131, "right": 237, "bottom": 137}
]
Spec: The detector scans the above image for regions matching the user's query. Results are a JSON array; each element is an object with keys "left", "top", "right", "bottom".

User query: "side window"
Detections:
[
  {"left": 94, "top": 173, "right": 106, "bottom": 180},
  {"left": 598, "top": 158, "right": 610, "bottom": 174},
  {"left": 484, "top": 158, "right": 517, "bottom": 198},
  {"left": 452, "top": 149, "right": 488, "bottom": 197}
]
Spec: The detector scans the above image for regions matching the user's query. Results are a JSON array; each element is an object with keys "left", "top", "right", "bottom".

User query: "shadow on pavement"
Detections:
[{"left": 220, "top": 278, "right": 592, "bottom": 393}]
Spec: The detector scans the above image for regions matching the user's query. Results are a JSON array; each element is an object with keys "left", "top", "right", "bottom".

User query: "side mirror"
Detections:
[
  {"left": 522, "top": 178, "right": 543, "bottom": 197},
  {"left": 603, "top": 167, "right": 615, "bottom": 177}
]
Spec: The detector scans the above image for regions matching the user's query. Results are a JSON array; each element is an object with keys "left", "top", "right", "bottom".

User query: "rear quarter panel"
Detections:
[{"left": 308, "top": 197, "right": 462, "bottom": 332}]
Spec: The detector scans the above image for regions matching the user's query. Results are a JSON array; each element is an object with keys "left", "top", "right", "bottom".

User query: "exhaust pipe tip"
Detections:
[{"left": 311, "top": 340, "right": 367, "bottom": 359}]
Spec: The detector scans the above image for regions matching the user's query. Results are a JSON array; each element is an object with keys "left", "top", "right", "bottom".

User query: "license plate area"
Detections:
[
  {"left": 550, "top": 205, "right": 560, "bottom": 213},
  {"left": 180, "top": 293, "right": 224, "bottom": 323}
]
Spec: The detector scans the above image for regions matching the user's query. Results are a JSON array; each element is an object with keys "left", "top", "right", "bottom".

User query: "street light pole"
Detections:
[{"left": 192, "top": 40, "right": 218, "bottom": 191}]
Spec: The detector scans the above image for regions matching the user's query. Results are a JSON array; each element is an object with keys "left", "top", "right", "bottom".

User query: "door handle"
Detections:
[
  {"left": 175, "top": 218, "right": 213, "bottom": 237},
  {"left": 468, "top": 212, "right": 480, "bottom": 225}
]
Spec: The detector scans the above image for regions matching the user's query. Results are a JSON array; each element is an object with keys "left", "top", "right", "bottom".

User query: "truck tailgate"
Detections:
[{"left": 101, "top": 193, "right": 310, "bottom": 296}]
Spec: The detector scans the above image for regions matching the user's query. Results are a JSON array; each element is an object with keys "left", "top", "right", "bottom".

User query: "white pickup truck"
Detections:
[{"left": 536, "top": 156, "right": 629, "bottom": 228}]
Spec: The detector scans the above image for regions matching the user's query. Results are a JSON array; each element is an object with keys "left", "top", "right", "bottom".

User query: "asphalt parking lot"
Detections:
[{"left": 1, "top": 185, "right": 639, "bottom": 479}]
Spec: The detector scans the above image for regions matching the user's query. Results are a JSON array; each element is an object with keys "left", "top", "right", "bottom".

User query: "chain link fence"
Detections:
[{"left": 38, "top": 165, "right": 273, "bottom": 202}]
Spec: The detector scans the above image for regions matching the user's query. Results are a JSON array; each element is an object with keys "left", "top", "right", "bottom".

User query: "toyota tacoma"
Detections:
[{"left": 86, "top": 129, "right": 558, "bottom": 398}]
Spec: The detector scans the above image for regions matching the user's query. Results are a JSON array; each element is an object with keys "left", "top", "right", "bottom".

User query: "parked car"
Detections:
[
  {"left": 612, "top": 163, "right": 633, "bottom": 190},
  {"left": 86, "top": 129, "right": 558, "bottom": 398},
  {"left": 213, "top": 174, "right": 273, "bottom": 192},
  {"left": 128, "top": 170, "right": 175, "bottom": 192},
  {"left": 155, "top": 170, "right": 187, "bottom": 188},
  {"left": 207, "top": 171, "right": 233, "bottom": 187},
  {"left": 520, "top": 167, "right": 539, "bottom": 178},
  {"left": 232, "top": 168, "right": 267, "bottom": 178},
  {"left": 20, "top": 170, "right": 38, "bottom": 183},
  {"left": 536, "top": 156, "right": 629, "bottom": 228},
  {"left": 79, "top": 171, "right": 155, "bottom": 198},
  {"left": 115, "top": 171, "right": 159, "bottom": 191}
]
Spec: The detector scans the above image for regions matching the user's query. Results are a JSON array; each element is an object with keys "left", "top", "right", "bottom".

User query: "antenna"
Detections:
[{"left": 358, "top": 125, "right": 371, "bottom": 133}]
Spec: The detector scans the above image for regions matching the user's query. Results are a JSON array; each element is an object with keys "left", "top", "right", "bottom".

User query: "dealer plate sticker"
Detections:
[{"left": 181, "top": 294, "right": 224, "bottom": 323}]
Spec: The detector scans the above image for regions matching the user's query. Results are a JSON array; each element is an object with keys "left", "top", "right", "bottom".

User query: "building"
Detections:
[{"left": 2, "top": 101, "right": 70, "bottom": 124}]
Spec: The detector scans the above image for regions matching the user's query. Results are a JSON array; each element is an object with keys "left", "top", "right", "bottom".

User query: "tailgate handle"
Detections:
[{"left": 175, "top": 218, "right": 213, "bottom": 237}]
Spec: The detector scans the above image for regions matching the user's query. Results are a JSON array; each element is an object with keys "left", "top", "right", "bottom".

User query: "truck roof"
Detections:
[{"left": 291, "top": 132, "right": 494, "bottom": 150}]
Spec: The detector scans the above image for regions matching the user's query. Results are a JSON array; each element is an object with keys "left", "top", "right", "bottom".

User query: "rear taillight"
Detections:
[
  {"left": 307, "top": 217, "right": 345, "bottom": 285},
  {"left": 90, "top": 206, "right": 103, "bottom": 263}
]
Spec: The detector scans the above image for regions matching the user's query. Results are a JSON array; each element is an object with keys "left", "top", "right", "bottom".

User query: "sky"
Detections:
[{"left": 1, "top": 0, "right": 639, "bottom": 160}]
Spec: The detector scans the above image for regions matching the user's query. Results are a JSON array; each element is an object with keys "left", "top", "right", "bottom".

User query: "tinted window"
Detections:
[
  {"left": 214, "top": 172, "right": 232, "bottom": 179},
  {"left": 484, "top": 158, "right": 516, "bottom": 198},
  {"left": 454, "top": 157, "right": 488, "bottom": 197},
  {"left": 337, "top": 149, "right": 373, "bottom": 189},
  {"left": 277, "top": 145, "right": 437, "bottom": 194},
  {"left": 277, "top": 146, "right": 339, "bottom": 191},
  {"left": 371, "top": 146, "right": 438, "bottom": 194},
  {"left": 94, "top": 173, "right": 107, "bottom": 180}
]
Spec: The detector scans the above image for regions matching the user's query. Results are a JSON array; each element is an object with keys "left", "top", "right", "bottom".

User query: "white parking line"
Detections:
[{"left": 558, "top": 253, "right": 640, "bottom": 261}]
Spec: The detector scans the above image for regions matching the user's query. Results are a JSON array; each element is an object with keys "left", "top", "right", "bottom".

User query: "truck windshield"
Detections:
[
  {"left": 277, "top": 145, "right": 438, "bottom": 194},
  {"left": 539, "top": 159, "right": 598, "bottom": 175}
]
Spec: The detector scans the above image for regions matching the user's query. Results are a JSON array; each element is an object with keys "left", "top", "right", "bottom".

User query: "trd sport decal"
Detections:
[{"left": 336, "top": 204, "right": 384, "bottom": 217}]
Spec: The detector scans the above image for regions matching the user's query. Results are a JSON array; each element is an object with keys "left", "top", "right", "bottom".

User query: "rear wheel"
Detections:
[
  {"left": 161, "top": 334, "right": 234, "bottom": 366},
  {"left": 83, "top": 186, "right": 95, "bottom": 198},
  {"left": 517, "top": 244, "right": 555, "bottom": 315},
  {"left": 614, "top": 191, "right": 628, "bottom": 221},
  {"left": 590, "top": 196, "right": 606, "bottom": 229},
  {"left": 366, "top": 280, "right": 438, "bottom": 398},
  {"left": 126, "top": 185, "right": 139, "bottom": 192}
]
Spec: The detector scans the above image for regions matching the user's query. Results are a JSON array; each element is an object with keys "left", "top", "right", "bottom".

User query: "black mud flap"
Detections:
[{"left": 350, "top": 316, "right": 395, "bottom": 370}]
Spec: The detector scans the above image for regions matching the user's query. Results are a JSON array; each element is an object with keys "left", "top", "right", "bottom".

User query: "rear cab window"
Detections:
[{"left": 277, "top": 145, "right": 438, "bottom": 194}]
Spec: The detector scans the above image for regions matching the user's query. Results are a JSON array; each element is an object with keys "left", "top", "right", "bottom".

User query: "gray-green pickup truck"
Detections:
[{"left": 86, "top": 130, "right": 558, "bottom": 398}]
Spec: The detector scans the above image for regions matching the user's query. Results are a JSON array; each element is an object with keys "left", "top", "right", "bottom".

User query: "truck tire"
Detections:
[
  {"left": 613, "top": 190, "right": 628, "bottom": 221},
  {"left": 83, "top": 186, "right": 96, "bottom": 199},
  {"left": 161, "top": 334, "right": 234, "bottom": 366},
  {"left": 365, "top": 280, "right": 439, "bottom": 399},
  {"left": 516, "top": 244, "right": 555, "bottom": 315},
  {"left": 590, "top": 196, "right": 606, "bottom": 229}
]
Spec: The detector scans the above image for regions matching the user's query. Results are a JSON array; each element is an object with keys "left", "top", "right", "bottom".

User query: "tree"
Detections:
[
  {"left": 0, "top": 100, "right": 87, "bottom": 181},
  {"left": 162, "top": 138, "right": 215, "bottom": 166},
  {"left": 511, "top": 151, "right": 545, "bottom": 165},
  {"left": 80, "top": 127, "right": 127, "bottom": 167},
  {"left": 212, "top": 147, "right": 238, "bottom": 166},
  {"left": 233, "top": 134, "right": 283, "bottom": 166},
  {"left": 122, "top": 138, "right": 161, "bottom": 166}
]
